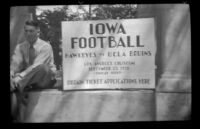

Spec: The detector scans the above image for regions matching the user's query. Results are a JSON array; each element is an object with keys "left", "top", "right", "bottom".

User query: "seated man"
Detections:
[
  {"left": 10, "top": 20, "right": 57, "bottom": 92},
  {"left": 10, "top": 20, "right": 57, "bottom": 120}
]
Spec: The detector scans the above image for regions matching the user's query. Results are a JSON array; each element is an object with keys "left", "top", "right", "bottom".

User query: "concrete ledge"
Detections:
[
  {"left": 22, "top": 90, "right": 156, "bottom": 122},
  {"left": 156, "top": 92, "right": 191, "bottom": 121}
]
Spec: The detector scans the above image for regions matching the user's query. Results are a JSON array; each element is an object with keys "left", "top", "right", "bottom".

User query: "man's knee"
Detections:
[{"left": 36, "top": 64, "right": 50, "bottom": 74}]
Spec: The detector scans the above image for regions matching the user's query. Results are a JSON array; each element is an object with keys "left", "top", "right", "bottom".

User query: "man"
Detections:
[
  {"left": 10, "top": 20, "right": 57, "bottom": 92},
  {"left": 10, "top": 20, "right": 57, "bottom": 121}
]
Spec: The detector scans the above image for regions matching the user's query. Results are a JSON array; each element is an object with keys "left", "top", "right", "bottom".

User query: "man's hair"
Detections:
[{"left": 25, "top": 20, "right": 39, "bottom": 29}]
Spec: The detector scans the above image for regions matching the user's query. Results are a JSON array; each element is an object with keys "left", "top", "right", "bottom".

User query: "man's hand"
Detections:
[
  {"left": 10, "top": 78, "right": 16, "bottom": 92},
  {"left": 13, "top": 75, "right": 22, "bottom": 86},
  {"left": 10, "top": 71, "right": 16, "bottom": 92},
  {"left": 10, "top": 75, "right": 22, "bottom": 92}
]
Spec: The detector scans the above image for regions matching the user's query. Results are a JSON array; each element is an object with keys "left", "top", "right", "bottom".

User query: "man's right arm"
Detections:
[{"left": 10, "top": 44, "right": 23, "bottom": 76}]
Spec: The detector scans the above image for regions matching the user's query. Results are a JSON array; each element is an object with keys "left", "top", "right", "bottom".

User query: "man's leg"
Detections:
[
  {"left": 11, "top": 92, "right": 18, "bottom": 122},
  {"left": 19, "top": 64, "right": 56, "bottom": 91},
  {"left": 12, "top": 64, "right": 56, "bottom": 122}
]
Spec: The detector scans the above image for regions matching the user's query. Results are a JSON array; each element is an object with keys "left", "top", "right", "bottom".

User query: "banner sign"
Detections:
[{"left": 62, "top": 18, "right": 156, "bottom": 90}]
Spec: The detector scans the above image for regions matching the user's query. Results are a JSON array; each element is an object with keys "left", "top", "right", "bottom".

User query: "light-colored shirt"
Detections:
[{"left": 10, "top": 38, "right": 57, "bottom": 78}]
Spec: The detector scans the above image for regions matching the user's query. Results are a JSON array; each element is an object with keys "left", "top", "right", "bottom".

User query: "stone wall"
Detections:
[{"left": 10, "top": 6, "right": 30, "bottom": 60}]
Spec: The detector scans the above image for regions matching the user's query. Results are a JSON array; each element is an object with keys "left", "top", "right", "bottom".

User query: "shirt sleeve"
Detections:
[
  {"left": 19, "top": 44, "right": 53, "bottom": 78},
  {"left": 10, "top": 44, "right": 23, "bottom": 75}
]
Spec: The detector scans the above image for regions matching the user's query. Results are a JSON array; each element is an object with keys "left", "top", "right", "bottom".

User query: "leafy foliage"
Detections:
[
  {"left": 92, "top": 5, "right": 137, "bottom": 20},
  {"left": 35, "top": 5, "right": 138, "bottom": 68},
  {"left": 36, "top": 7, "right": 69, "bottom": 69}
]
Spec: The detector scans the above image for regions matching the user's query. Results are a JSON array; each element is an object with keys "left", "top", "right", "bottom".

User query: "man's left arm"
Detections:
[{"left": 19, "top": 45, "right": 53, "bottom": 78}]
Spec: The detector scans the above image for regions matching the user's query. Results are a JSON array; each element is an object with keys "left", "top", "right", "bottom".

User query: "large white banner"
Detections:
[{"left": 62, "top": 18, "right": 156, "bottom": 90}]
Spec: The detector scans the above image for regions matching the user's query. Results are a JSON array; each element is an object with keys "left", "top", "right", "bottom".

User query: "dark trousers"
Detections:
[
  {"left": 11, "top": 64, "right": 56, "bottom": 122},
  {"left": 19, "top": 64, "right": 55, "bottom": 91}
]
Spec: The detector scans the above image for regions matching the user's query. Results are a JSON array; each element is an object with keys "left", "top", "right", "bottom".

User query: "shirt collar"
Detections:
[{"left": 28, "top": 38, "right": 40, "bottom": 48}]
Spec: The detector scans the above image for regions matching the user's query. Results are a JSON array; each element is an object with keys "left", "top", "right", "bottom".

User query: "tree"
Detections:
[
  {"left": 92, "top": 4, "right": 138, "bottom": 20},
  {"left": 35, "top": 5, "right": 138, "bottom": 69},
  {"left": 36, "top": 6, "right": 69, "bottom": 69},
  {"left": 74, "top": 4, "right": 138, "bottom": 20}
]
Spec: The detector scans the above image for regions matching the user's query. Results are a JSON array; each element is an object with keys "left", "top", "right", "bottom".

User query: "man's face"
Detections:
[{"left": 24, "top": 25, "right": 39, "bottom": 44}]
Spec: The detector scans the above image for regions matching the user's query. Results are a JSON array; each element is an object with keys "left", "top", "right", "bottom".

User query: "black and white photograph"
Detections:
[{"left": 10, "top": 4, "right": 191, "bottom": 122}]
